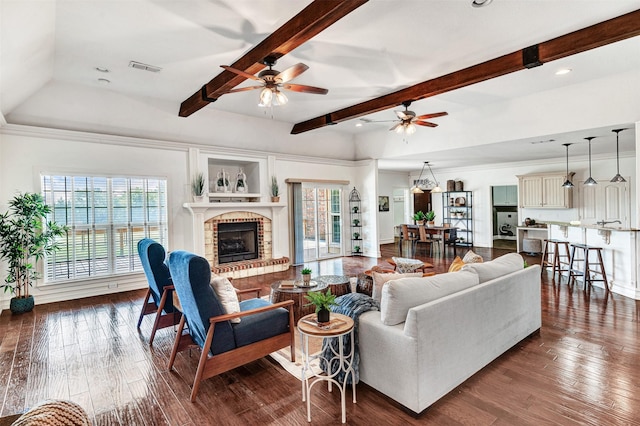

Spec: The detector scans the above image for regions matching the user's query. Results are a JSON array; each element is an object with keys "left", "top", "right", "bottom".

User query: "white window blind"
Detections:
[{"left": 41, "top": 175, "right": 168, "bottom": 282}]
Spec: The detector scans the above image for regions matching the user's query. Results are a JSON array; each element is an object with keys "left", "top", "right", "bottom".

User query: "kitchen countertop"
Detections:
[{"left": 543, "top": 221, "right": 640, "bottom": 232}]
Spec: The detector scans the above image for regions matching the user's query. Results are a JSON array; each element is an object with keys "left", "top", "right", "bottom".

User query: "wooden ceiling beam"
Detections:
[
  {"left": 291, "top": 8, "right": 640, "bottom": 134},
  {"left": 179, "top": 0, "right": 368, "bottom": 117}
]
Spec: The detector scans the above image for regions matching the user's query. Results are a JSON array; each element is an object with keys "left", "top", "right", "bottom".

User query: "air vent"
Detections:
[{"left": 128, "top": 61, "right": 162, "bottom": 73}]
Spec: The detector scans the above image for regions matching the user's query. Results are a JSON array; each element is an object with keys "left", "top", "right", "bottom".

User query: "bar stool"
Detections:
[
  {"left": 568, "top": 244, "right": 609, "bottom": 291},
  {"left": 540, "top": 239, "right": 571, "bottom": 278}
]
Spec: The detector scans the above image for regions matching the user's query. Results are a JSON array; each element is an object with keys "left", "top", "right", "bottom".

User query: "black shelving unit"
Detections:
[
  {"left": 349, "top": 187, "right": 362, "bottom": 256},
  {"left": 442, "top": 191, "right": 473, "bottom": 247}
]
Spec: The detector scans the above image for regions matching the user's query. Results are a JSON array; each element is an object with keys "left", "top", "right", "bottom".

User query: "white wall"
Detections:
[{"left": 377, "top": 170, "right": 410, "bottom": 244}]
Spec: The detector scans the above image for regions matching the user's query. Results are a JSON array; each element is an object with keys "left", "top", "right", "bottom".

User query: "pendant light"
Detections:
[
  {"left": 583, "top": 136, "right": 597, "bottom": 186},
  {"left": 610, "top": 128, "right": 627, "bottom": 183},
  {"left": 411, "top": 162, "right": 427, "bottom": 194},
  {"left": 426, "top": 162, "right": 443, "bottom": 193},
  {"left": 561, "top": 143, "right": 574, "bottom": 188}
]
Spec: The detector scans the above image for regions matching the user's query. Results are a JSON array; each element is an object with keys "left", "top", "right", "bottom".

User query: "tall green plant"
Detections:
[
  {"left": 271, "top": 176, "right": 280, "bottom": 197},
  {"left": 191, "top": 172, "right": 205, "bottom": 196},
  {"left": 0, "top": 193, "right": 67, "bottom": 299}
]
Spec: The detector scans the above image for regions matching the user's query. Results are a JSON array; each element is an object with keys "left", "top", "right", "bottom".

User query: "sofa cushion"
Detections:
[
  {"left": 372, "top": 271, "right": 423, "bottom": 303},
  {"left": 448, "top": 256, "right": 465, "bottom": 272},
  {"left": 462, "top": 249, "right": 483, "bottom": 264},
  {"left": 380, "top": 270, "right": 479, "bottom": 326},
  {"left": 210, "top": 275, "right": 241, "bottom": 323},
  {"left": 461, "top": 252, "right": 524, "bottom": 283}
]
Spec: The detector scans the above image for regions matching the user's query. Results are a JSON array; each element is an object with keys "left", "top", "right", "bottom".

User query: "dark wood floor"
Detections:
[{"left": 1, "top": 244, "right": 639, "bottom": 425}]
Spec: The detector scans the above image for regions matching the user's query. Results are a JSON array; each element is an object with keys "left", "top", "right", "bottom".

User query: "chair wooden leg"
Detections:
[
  {"left": 288, "top": 305, "right": 296, "bottom": 363},
  {"left": 190, "top": 323, "right": 216, "bottom": 402},
  {"left": 149, "top": 289, "right": 170, "bottom": 345},
  {"left": 168, "top": 316, "right": 187, "bottom": 370},
  {"left": 137, "top": 289, "right": 154, "bottom": 328}
]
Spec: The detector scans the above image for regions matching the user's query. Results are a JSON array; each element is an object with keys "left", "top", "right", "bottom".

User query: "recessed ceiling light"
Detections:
[
  {"left": 471, "top": 0, "right": 493, "bottom": 8},
  {"left": 97, "top": 78, "right": 111, "bottom": 85},
  {"left": 95, "top": 67, "right": 109, "bottom": 73},
  {"left": 355, "top": 122, "right": 363, "bottom": 127},
  {"left": 555, "top": 68, "right": 572, "bottom": 75}
]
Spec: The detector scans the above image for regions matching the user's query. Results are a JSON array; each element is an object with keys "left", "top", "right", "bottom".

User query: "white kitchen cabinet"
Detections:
[
  {"left": 580, "top": 181, "right": 629, "bottom": 226},
  {"left": 517, "top": 172, "right": 573, "bottom": 208}
]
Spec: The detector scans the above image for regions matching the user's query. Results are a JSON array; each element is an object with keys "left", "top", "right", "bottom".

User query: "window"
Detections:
[{"left": 41, "top": 175, "right": 168, "bottom": 282}]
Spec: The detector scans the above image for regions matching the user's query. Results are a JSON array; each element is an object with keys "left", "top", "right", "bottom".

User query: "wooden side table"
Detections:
[
  {"left": 298, "top": 313, "right": 356, "bottom": 424},
  {"left": 315, "top": 275, "right": 352, "bottom": 297},
  {"left": 270, "top": 281, "right": 329, "bottom": 323}
]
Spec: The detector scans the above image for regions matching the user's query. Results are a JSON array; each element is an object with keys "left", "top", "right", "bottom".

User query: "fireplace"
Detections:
[{"left": 217, "top": 221, "right": 258, "bottom": 264}]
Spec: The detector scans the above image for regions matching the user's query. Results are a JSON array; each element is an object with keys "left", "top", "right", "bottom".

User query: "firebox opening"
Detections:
[{"left": 218, "top": 222, "right": 258, "bottom": 264}]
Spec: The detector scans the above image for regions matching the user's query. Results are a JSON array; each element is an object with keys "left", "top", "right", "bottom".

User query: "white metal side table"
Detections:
[{"left": 298, "top": 313, "right": 356, "bottom": 423}]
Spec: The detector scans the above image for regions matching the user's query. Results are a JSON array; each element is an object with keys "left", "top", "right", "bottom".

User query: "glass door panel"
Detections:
[{"left": 302, "top": 186, "right": 342, "bottom": 262}]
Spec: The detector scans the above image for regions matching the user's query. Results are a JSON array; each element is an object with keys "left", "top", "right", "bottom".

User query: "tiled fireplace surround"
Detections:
[{"left": 204, "top": 211, "right": 289, "bottom": 278}]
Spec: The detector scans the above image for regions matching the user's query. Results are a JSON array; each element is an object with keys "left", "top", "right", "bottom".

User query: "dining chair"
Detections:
[
  {"left": 415, "top": 224, "right": 437, "bottom": 257},
  {"left": 401, "top": 224, "right": 419, "bottom": 257}
]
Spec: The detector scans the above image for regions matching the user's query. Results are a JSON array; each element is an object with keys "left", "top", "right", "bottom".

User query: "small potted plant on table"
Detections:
[
  {"left": 300, "top": 267, "right": 312, "bottom": 285},
  {"left": 304, "top": 288, "right": 337, "bottom": 324},
  {"left": 425, "top": 210, "right": 436, "bottom": 226}
]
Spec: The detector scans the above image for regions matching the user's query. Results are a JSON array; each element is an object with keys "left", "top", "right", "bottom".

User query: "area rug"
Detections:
[{"left": 269, "top": 327, "right": 324, "bottom": 381}]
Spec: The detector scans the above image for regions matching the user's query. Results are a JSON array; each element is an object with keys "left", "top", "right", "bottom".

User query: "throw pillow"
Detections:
[
  {"left": 371, "top": 271, "right": 422, "bottom": 303},
  {"left": 210, "top": 275, "right": 241, "bottom": 323},
  {"left": 380, "top": 270, "right": 480, "bottom": 326},
  {"left": 461, "top": 252, "right": 524, "bottom": 283},
  {"left": 462, "top": 250, "right": 483, "bottom": 264},
  {"left": 448, "top": 256, "right": 465, "bottom": 272}
]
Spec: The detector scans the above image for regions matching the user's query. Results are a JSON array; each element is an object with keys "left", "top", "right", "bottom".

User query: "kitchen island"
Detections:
[{"left": 545, "top": 221, "right": 640, "bottom": 300}]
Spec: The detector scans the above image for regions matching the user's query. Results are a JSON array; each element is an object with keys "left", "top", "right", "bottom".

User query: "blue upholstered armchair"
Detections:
[
  {"left": 137, "top": 239, "right": 181, "bottom": 345},
  {"left": 167, "top": 250, "right": 295, "bottom": 402}
]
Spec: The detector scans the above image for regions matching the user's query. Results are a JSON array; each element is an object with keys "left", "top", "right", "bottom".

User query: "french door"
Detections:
[{"left": 301, "top": 185, "right": 342, "bottom": 261}]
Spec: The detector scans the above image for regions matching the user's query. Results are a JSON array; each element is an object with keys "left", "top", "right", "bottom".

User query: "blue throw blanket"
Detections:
[{"left": 320, "top": 292, "right": 379, "bottom": 385}]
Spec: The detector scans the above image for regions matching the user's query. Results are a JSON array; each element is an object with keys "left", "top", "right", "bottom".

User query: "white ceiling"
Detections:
[{"left": 1, "top": 0, "right": 639, "bottom": 171}]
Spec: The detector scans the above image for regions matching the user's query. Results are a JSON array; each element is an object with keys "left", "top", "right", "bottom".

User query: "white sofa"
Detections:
[{"left": 358, "top": 253, "right": 541, "bottom": 414}]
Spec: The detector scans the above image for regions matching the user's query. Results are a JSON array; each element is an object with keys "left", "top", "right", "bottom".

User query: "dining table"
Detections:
[{"left": 398, "top": 224, "right": 458, "bottom": 257}]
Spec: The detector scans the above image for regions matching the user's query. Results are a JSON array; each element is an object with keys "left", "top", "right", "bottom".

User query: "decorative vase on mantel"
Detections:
[
  {"left": 216, "top": 169, "right": 230, "bottom": 193},
  {"left": 317, "top": 308, "right": 330, "bottom": 324},
  {"left": 235, "top": 168, "right": 247, "bottom": 193}
]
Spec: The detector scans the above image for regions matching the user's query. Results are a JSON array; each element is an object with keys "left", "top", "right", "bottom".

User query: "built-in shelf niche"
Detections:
[{"left": 207, "top": 157, "right": 261, "bottom": 198}]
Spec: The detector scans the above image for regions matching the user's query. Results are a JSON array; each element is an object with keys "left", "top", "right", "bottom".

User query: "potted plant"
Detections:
[
  {"left": 353, "top": 218, "right": 360, "bottom": 226},
  {"left": 0, "top": 193, "right": 67, "bottom": 313},
  {"left": 300, "top": 267, "right": 312, "bottom": 285},
  {"left": 353, "top": 245, "right": 361, "bottom": 253},
  {"left": 191, "top": 172, "right": 206, "bottom": 202},
  {"left": 353, "top": 232, "right": 360, "bottom": 240},
  {"left": 304, "top": 288, "right": 337, "bottom": 324},
  {"left": 413, "top": 211, "right": 426, "bottom": 225},
  {"left": 352, "top": 206, "right": 359, "bottom": 213},
  {"left": 270, "top": 176, "right": 280, "bottom": 202},
  {"left": 425, "top": 210, "right": 436, "bottom": 226}
]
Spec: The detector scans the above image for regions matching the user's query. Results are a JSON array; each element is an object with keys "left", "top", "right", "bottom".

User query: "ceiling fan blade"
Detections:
[
  {"left": 416, "top": 111, "right": 448, "bottom": 120},
  {"left": 282, "top": 83, "right": 328, "bottom": 95},
  {"left": 221, "top": 86, "right": 264, "bottom": 94},
  {"left": 360, "top": 118, "right": 397, "bottom": 123},
  {"left": 220, "top": 65, "right": 262, "bottom": 81},
  {"left": 414, "top": 120, "right": 438, "bottom": 127},
  {"left": 389, "top": 123, "right": 402, "bottom": 132},
  {"left": 276, "top": 63, "right": 309, "bottom": 83}
]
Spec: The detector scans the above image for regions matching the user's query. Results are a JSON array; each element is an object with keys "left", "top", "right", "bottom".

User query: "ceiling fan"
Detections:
[
  {"left": 360, "top": 101, "right": 447, "bottom": 135},
  {"left": 220, "top": 55, "right": 328, "bottom": 107}
]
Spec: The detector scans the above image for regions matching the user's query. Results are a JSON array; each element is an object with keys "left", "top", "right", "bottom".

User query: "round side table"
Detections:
[
  {"left": 298, "top": 313, "right": 356, "bottom": 424},
  {"left": 315, "top": 275, "right": 352, "bottom": 297},
  {"left": 270, "top": 281, "right": 328, "bottom": 323}
]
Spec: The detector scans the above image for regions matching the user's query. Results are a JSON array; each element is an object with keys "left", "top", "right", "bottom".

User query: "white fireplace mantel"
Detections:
[{"left": 182, "top": 202, "right": 287, "bottom": 258}]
